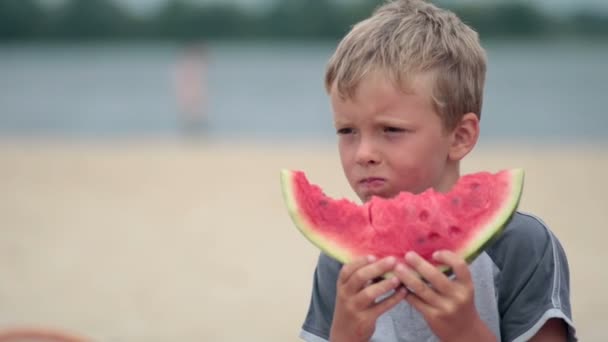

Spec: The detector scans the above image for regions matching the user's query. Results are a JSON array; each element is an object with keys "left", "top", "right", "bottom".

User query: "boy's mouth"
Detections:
[
  {"left": 358, "top": 177, "right": 389, "bottom": 201},
  {"left": 359, "top": 177, "right": 387, "bottom": 188}
]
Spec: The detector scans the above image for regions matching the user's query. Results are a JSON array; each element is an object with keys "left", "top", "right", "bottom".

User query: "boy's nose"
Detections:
[{"left": 355, "top": 138, "right": 381, "bottom": 166}]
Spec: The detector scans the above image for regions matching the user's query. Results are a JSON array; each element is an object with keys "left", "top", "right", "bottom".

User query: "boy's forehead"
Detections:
[
  {"left": 330, "top": 73, "right": 439, "bottom": 123},
  {"left": 330, "top": 69, "right": 436, "bottom": 104}
]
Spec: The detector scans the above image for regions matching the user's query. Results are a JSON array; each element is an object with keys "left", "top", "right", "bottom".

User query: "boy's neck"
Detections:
[{"left": 434, "top": 161, "right": 461, "bottom": 193}]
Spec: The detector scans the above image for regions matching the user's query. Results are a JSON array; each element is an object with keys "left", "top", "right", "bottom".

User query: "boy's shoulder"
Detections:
[{"left": 485, "top": 211, "right": 564, "bottom": 272}]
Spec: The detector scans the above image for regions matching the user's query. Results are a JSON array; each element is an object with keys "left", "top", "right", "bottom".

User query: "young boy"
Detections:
[{"left": 299, "top": 1, "right": 577, "bottom": 341}]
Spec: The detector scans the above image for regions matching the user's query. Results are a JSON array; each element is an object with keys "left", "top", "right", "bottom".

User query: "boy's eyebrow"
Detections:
[
  {"left": 333, "top": 118, "right": 351, "bottom": 127},
  {"left": 374, "top": 114, "right": 412, "bottom": 125}
]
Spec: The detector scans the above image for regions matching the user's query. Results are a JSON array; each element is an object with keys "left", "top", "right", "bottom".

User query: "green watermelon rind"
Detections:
[
  {"left": 280, "top": 169, "right": 355, "bottom": 263},
  {"left": 281, "top": 168, "right": 525, "bottom": 273}
]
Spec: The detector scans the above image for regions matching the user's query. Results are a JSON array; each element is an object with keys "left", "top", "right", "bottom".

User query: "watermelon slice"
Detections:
[{"left": 280, "top": 169, "right": 524, "bottom": 272}]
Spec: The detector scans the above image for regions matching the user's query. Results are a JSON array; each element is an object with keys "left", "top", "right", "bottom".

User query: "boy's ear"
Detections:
[{"left": 448, "top": 112, "right": 480, "bottom": 161}]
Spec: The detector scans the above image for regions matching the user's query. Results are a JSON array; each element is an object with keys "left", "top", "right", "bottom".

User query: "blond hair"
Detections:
[{"left": 325, "top": 0, "right": 487, "bottom": 129}]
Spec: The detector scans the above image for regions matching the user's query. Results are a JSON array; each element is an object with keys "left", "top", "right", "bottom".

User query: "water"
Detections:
[{"left": 0, "top": 39, "right": 606, "bottom": 143}]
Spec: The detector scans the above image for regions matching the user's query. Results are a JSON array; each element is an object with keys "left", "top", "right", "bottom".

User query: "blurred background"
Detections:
[{"left": 0, "top": 0, "right": 606, "bottom": 341}]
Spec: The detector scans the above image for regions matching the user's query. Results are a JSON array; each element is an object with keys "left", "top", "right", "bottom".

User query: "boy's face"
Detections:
[{"left": 331, "top": 72, "right": 458, "bottom": 202}]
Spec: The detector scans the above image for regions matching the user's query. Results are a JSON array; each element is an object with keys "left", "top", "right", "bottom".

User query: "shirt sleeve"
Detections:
[
  {"left": 299, "top": 253, "right": 342, "bottom": 342},
  {"left": 487, "top": 212, "right": 577, "bottom": 342}
]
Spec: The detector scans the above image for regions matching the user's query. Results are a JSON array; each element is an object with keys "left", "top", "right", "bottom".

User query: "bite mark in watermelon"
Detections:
[{"left": 280, "top": 169, "right": 524, "bottom": 273}]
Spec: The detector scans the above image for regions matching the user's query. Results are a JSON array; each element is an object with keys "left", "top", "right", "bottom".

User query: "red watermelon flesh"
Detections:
[{"left": 280, "top": 169, "right": 524, "bottom": 270}]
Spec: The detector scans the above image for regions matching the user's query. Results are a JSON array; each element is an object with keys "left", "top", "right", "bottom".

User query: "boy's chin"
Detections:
[{"left": 358, "top": 190, "right": 399, "bottom": 203}]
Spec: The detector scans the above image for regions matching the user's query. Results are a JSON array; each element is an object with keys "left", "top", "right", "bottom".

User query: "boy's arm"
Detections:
[{"left": 529, "top": 318, "right": 568, "bottom": 341}]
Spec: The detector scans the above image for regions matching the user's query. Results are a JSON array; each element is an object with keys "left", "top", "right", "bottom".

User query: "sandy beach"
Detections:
[{"left": 0, "top": 140, "right": 605, "bottom": 341}]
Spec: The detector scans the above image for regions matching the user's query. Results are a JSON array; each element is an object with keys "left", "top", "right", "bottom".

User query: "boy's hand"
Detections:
[
  {"left": 330, "top": 255, "right": 407, "bottom": 342},
  {"left": 394, "top": 251, "right": 497, "bottom": 342}
]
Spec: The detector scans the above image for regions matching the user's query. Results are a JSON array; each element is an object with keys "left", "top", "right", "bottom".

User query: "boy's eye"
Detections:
[
  {"left": 383, "top": 126, "right": 405, "bottom": 133},
  {"left": 337, "top": 128, "right": 353, "bottom": 135}
]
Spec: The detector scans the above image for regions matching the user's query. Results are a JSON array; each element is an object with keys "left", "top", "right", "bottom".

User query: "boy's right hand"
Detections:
[{"left": 330, "top": 255, "right": 407, "bottom": 342}]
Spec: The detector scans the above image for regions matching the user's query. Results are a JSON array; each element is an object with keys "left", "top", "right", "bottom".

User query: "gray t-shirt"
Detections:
[{"left": 299, "top": 212, "right": 577, "bottom": 342}]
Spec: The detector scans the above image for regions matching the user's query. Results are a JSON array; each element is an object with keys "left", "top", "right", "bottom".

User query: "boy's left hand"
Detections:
[{"left": 393, "top": 251, "right": 496, "bottom": 342}]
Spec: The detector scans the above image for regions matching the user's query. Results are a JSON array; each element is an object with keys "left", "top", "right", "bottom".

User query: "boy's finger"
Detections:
[
  {"left": 393, "top": 263, "right": 441, "bottom": 308},
  {"left": 433, "top": 251, "right": 472, "bottom": 284},
  {"left": 353, "top": 275, "right": 402, "bottom": 309},
  {"left": 404, "top": 289, "right": 436, "bottom": 318},
  {"left": 370, "top": 286, "right": 408, "bottom": 319},
  {"left": 338, "top": 255, "right": 375, "bottom": 285},
  {"left": 404, "top": 252, "right": 453, "bottom": 295},
  {"left": 344, "top": 256, "right": 397, "bottom": 294}
]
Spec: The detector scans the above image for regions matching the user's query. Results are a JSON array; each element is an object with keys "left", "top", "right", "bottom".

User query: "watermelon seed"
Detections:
[
  {"left": 449, "top": 226, "right": 461, "bottom": 236},
  {"left": 417, "top": 237, "right": 426, "bottom": 244},
  {"left": 428, "top": 232, "right": 441, "bottom": 241},
  {"left": 470, "top": 182, "right": 480, "bottom": 189},
  {"left": 451, "top": 197, "right": 460, "bottom": 206},
  {"left": 418, "top": 210, "right": 429, "bottom": 221},
  {"left": 319, "top": 199, "right": 328, "bottom": 207}
]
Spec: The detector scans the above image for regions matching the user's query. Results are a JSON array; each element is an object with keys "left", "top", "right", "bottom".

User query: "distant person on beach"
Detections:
[{"left": 173, "top": 43, "right": 209, "bottom": 136}]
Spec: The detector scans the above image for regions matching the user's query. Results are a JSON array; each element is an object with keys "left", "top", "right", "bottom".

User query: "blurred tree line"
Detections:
[{"left": 1, "top": 0, "right": 607, "bottom": 42}]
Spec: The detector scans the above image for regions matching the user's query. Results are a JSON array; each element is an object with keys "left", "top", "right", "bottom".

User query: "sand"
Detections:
[{"left": 0, "top": 139, "right": 605, "bottom": 341}]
